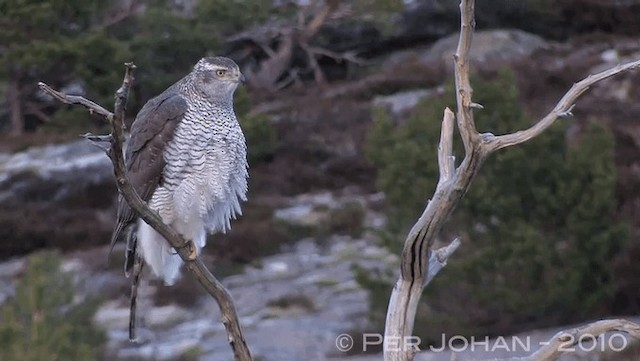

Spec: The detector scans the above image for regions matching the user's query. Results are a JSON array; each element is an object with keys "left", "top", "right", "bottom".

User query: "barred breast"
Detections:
[{"left": 150, "top": 100, "right": 248, "bottom": 235}]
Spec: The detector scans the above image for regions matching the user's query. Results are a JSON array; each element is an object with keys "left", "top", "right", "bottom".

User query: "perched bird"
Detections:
[{"left": 110, "top": 56, "right": 248, "bottom": 340}]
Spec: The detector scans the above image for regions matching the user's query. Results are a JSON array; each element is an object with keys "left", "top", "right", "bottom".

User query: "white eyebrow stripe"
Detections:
[{"left": 202, "top": 63, "right": 223, "bottom": 71}]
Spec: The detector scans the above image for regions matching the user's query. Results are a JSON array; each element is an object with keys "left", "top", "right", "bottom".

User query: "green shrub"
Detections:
[
  {"left": 195, "top": 0, "right": 279, "bottom": 35},
  {"left": 365, "top": 69, "right": 629, "bottom": 339},
  {"left": 0, "top": 251, "right": 104, "bottom": 361}
]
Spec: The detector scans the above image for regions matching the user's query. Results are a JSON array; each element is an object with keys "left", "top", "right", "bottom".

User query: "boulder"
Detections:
[{"left": 383, "top": 29, "right": 548, "bottom": 73}]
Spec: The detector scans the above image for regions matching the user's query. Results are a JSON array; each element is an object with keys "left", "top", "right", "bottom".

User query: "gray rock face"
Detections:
[
  {"left": 383, "top": 29, "right": 548, "bottom": 72},
  {"left": 373, "top": 87, "right": 444, "bottom": 116},
  {"left": 0, "top": 140, "right": 112, "bottom": 204},
  {"left": 423, "top": 29, "right": 548, "bottom": 66},
  {"left": 0, "top": 140, "right": 115, "bottom": 256},
  {"left": 93, "top": 235, "right": 397, "bottom": 361}
]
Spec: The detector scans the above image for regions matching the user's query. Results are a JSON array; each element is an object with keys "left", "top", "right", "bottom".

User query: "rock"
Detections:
[
  {"left": 0, "top": 139, "right": 111, "bottom": 204},
  {"left": 373, "top": 87, "right": 444, "bottom": 116},
  {"left": 263, "top": 260, "right": 290, "bottom": 276},
  {"left": 273, "top": 191, "right": 385, "bottom": 239},
  {"left": 146, "top": 304, "right": 191, "bottom": 327},
  {"left": 421, "top": 29, "right": 548, "bottom": 68},
  {"left": 0, "top": 140, "right": 115, "bottom": 257},
  {"left": 94, "top": 300, "right": 130, "bottom": 330},
  {"left": 0, "top": 257, "right": 25, "bottom": 305},
  {"left": 105, "top": 235, "right": 390, "bottom": 361},
  {"left": 274, "top": 203, "right": 323, "bottom": 227},
  {"left": 380, "top": 29, "right": 549, "bottom": 83}
]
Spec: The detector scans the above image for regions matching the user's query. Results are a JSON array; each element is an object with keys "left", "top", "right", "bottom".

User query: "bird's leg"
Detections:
[{"left": 175, "top": 240, "right": 198, "bottom": 261}]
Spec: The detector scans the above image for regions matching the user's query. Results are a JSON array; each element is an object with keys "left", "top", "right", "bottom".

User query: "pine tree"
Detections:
[
  {"left": 0, "top": 0, "right": 129, "bottom": 134},
  {"left": 0, "top": 251, "right": 104, "bottom": 361}
]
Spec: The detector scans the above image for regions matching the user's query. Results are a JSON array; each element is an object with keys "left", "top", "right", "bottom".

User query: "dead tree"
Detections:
[
  {"left": 38, "top": 66, "right": 254, "bottom": 361},
  {"left": 383, "top": 1, "right": 640, "bottom": 361},
  {"left": 231, "top": 0, "right": 363, "bottom": 91}
]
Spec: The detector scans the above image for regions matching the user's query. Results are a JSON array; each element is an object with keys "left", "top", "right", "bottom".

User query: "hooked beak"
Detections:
[{"left": 239, "top": 73, "right": 246, "bottom": 85}]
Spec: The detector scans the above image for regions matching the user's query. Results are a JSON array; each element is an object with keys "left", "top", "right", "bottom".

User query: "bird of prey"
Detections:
[{"left": 110, "top": 56, "right": 248, "bottom": 341}]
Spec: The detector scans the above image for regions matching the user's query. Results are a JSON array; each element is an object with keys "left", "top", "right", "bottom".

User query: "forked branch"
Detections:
[
  {"left": 485, "top": 60, "right": 640, "bottom": 151},
  {"left": 383, "top": 0, "right": 640, "bottom": 360},
  {"left": 38, "top": 64, "right": 253, "bottom": 361}
]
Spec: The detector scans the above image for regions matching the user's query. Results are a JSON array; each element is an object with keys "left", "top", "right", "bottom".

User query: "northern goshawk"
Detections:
[{"left": 110, "top": 56, "right": 248, "bottom": 340}]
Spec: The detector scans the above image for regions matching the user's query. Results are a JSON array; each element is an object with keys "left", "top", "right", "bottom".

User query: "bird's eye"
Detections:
[{"left": 216, "top": 70, "right": 226, "bottom": 77}]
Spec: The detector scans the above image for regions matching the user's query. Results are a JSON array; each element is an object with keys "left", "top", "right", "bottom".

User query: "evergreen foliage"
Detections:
[
  {"left": 365, "top": 69, "right": 629, "bottom": 337},
  {"left": 195, "top": 0, "right": 277, "bottom": 35},
  {"left": 0, "top": 0, "right": 130, "bottom": 132},
  {"left": 0, "top": 251, "right": 104, "bottom": 361},
  {"left": 0, "top": 0, "right": 280, "bottom": 164},
  {"left": 127, "top": 2, "right": 214, "bottom": 105},
  {"left": 0, "top": 0, "right": 280, "bottom": 134}
]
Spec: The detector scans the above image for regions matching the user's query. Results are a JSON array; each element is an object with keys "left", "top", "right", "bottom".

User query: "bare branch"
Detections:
[
  {"left": 438, "top": 108, "right": 456, "bottom": 185},
  {"left": 384, "top": 63, "right": 488, "bottom": 361},
  {"left": 485, "top": 59, "right": 640, "bottom": 151},
  {"left": 82, "top": 133, "right": 112, "bottom": 153},
  {"left": 306, "top": 46, "right": 365, "bottom": 65},
  {"left": 300, "top": 42, "right": 327, "bottom": 84},
  {"left": 243, "top": 0, "right": 342, "bottom": 91},
  {"left": 246, "top": 29, "right": 296, "bottom": 91},
  {"left": 301, "top": 0, "right": 340, "bottom": 42},
  {"left": 82, "top": 133, "right": 113, "bottom": 143},
  {"left": 453, "top": 0, "right": 481, "bottom": 155},
  {"left": 495, "top": 319, "right": 640, "bottom": 361},
  {"left": 425, "top": 238, "right": 461, "bottom": 286},
  {"left": 40, "top": 64, "right": 254, "bottom": 361},
  {"left": 38, "top": 82, "right": 114, "bottom": 120}
]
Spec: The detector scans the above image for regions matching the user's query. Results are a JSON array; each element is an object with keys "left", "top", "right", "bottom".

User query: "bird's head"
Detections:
[{"left": 192, "top": 56, "right": 244, "bottom": 103}]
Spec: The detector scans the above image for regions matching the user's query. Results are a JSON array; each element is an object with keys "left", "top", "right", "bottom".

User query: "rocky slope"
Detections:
[{"left": 1, "top": 232, "right": 638, "bottom": 361}]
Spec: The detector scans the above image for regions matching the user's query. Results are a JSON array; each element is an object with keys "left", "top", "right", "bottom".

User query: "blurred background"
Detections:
[{"left": 1, "top": 0, "right": 639, "bottom": 360}]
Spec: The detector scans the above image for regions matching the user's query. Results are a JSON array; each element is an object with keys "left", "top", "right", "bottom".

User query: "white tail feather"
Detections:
[{"left": 138, "top": 221, "right": 183, "bottom": 285}]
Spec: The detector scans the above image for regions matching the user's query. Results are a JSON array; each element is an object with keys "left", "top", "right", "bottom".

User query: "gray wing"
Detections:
[{"left": 109, "top": 91, "right": 187, "bottom": 275}]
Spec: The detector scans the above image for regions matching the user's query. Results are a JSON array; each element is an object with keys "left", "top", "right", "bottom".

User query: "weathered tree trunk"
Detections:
[{"left": 382, "top": 1, "right": 640, "bottom": 361}]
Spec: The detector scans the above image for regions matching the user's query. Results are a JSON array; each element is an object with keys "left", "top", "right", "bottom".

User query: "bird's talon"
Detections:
[
  {"left": 174, "top": 240, "right": 197, "bottom": 260},
  {"left": 185, "top": 240, "right": 197, "bottom": 261}
]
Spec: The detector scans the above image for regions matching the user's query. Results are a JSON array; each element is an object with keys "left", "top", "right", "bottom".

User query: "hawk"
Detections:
[{"left": 110, "top": 56, "right": 248, "bottom": 340}]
